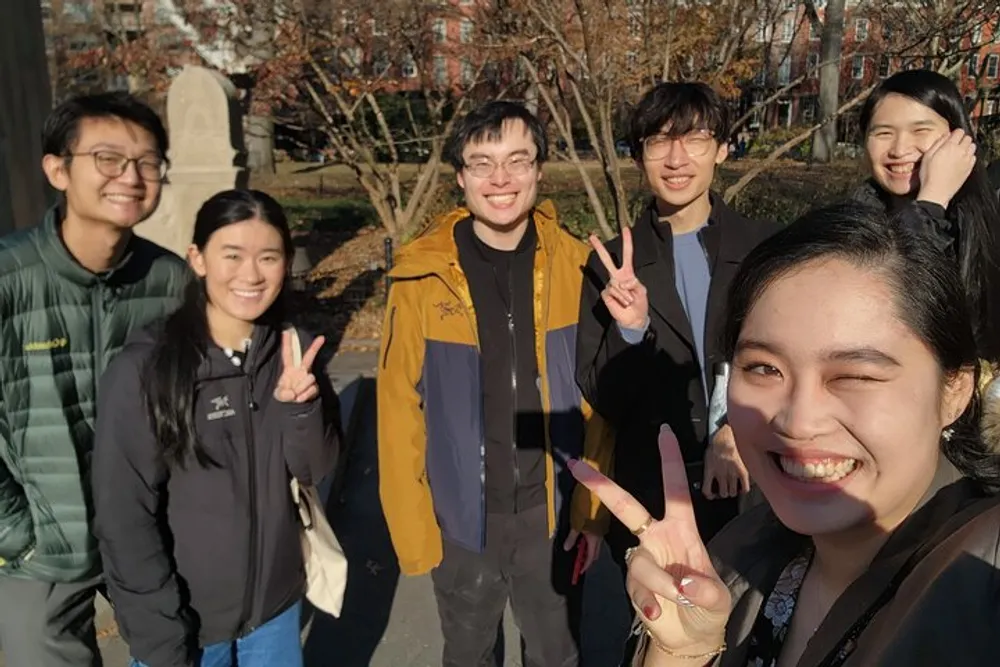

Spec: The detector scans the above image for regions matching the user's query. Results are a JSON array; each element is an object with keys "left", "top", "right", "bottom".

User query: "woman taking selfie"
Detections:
[
  {"left": 572, "top": 203, "right": 1000, "bottom": 666},
  {"left": 854, "top": 69, "right": 1000, "bottom": 363},
  {"left": 92, "top": 190, "right": 339, "bottom": 667}
]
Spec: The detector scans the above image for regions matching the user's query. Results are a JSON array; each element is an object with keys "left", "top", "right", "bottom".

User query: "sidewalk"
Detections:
[{"left": 0, "top": 350, "right": 631, "bottom": 666}]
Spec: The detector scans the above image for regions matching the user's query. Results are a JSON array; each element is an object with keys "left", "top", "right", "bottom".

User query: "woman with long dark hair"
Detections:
[
  {"left": 573, "top": 203, "right": 1000, "bottom": 666},
  {"left": 854, "top": 69, "right": 1000, "bottom": 363},
  {"left": 92, "top": 189, "right": 339, "bottom": 667}
]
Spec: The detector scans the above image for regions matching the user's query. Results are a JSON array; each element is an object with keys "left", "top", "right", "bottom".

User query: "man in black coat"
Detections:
[{"left": 575, "top": 82, "right": 781, "bottom": 571}]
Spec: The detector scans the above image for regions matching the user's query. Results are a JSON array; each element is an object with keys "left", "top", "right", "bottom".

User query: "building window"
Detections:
[
  {"left": 986, "top": 99, "right": 997, "bottom": 115},
  {"left": 370, "top": 19, "right": 387, "bottom": 37},
  {"left": 810, "top": 21, "right": 820, "bottom": 40},
  {"left": 461, "top": 59, "right": 475, "bottom": 85},
  {"left": 807, "top": 52, "right": 820, "bottom": 76},
  {"left": 969, "top": 53, "right": 980, "bottom": 76},
  {"left": 988, "top": 54, "right": 999, "bottom": 79},
  {"left": 343, "top": 46, "right": 363, "bottom": 73},
  {"left": 434, "top": 54, "right": 448, "bottom": 85},
  {"left": 852, "top": 55, "right": 865, "bottom": 80},
  {"left": 401, "top": 54, "right": 417, "bottom": 79},
  {"left": 756, "top": 21, "right": 771, "bottom": 43},
  {"left": 855, "top": 19, "right": 869, "bottom": 41},
  {"left": 972, "top": 24, "right": 983, "bottom": 45},
  {"left": 781, "top": 17, "right": 794, "bottom": 42},
  {"left": 460, "top": 18, "right": 473, "bottom": 44},
  {"left": 778, "top": 57, "right": 791, "bottom": 85},
  {"left": 433, "top": 19, "right": 447, "bottom": 44},
  {"left": 628, "top": 11, "right": 642, "bottom": 38},
  {"left": 879, "top": 55, "right": 892, "bottom": 78}
]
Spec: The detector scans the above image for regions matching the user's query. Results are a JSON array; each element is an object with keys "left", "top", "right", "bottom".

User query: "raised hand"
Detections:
[
  {"left": 702, "top": 424, "right": 751, "bottom": 500},
  {"left": 569, "top": 425, "right": 730, "bottom": 659},
  {"left": 918, "top": 128, "right": 977, "bottom": 208},
  {"left": 589, "top": 227, "right": 649, "bottom": 331},
  {"left": 274, "top": 331, "right": 326, "bottom": 403}
]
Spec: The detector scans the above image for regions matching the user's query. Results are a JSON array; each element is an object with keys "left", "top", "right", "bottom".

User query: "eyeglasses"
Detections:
[
  {"left": 463, "top": 156, "right": 537, "bottom": 179},
  {"left": 68, "top": 150, "right": 168, "bottom": 182},
  {"left": 642, "top": 131, "right": 716, "bottom": 160}
]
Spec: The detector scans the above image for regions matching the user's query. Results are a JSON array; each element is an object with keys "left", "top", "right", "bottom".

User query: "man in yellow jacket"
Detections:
[{"left": 377, "top": 101, "right": 613, "bottom": 667}]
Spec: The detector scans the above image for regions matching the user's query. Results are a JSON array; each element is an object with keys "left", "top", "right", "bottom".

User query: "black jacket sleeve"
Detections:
[
  {"left": 575, "top": 249, "right": 657, "bottom": 425},
  {"left": 894, "top": 200, "right": 955, "bottom": 254},
  {"left": 92, "top": 352, "right": 196, "bottom": 667},
  {"left": 279, "top": 352, "right": 341, "bottom": 487}
]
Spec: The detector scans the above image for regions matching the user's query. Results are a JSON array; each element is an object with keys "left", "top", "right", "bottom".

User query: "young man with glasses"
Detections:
[
  {"left": 0, "top": 92, "right": 188, "bottom": 666},
  {"left": 575, "top": 82, "right": 780, "bottom": 573},
  {"left": 377, "top": 101, "right": 612, "bottom": 667}
]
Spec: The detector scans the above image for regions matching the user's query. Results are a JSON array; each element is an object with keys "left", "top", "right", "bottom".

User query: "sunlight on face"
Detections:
[
  {"left": 189, "top": 217, "right": 288, "bottom": 330},
  {"left": 865, "top": 93, "right": 951, "bottom": 197},
  {"left": 727, "top": 258, "right": 964, "bottom": 538}
]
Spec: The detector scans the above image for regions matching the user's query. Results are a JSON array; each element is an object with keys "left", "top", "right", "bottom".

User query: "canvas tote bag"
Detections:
[{"left": 286, "top": 327, "right": 348, "bottom": 617}]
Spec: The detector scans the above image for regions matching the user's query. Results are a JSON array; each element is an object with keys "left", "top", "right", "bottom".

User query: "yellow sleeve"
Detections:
[
  {"left": 569, "top": 398, "right": 615, "bottom": 535},
  {"left": 377, "top": 279, "right": 442, "bottom": 575}
]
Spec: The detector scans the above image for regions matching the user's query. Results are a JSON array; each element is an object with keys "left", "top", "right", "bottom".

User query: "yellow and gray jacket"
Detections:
[{"left": 377, "top": 201, "right": 613, "bottom": 576}]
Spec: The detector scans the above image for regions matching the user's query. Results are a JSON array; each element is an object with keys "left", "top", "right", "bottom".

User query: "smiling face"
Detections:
[
  {"left": 42, "top": 116, "right": 163, "bottom": 229},
  {"left": 638, "top": 123, "right": 727, "bottom": 211},
  {"left": 188, "top": 217, "right": 288, "bottom": 333},
  {"left": 865, "top": 93, "right": 952, "bottom": 196},
  {"left": 456, "top": 118, "right": 542, "bottom": 231},
  {"left": 727, "top": 257, "right": 972, "bottom": 538}
]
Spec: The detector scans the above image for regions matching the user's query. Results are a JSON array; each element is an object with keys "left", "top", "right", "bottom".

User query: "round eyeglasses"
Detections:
[
  {"left": 642, "top": 131, "right": 716, "bottom": 160},
  {"left": 463, "top": 157, "right": 537, "bottom": 179},
  {"left": 69, "top": 150, "right": 168, "bottom": 182}
]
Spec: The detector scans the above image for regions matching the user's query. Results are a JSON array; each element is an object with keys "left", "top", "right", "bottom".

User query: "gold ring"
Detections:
[{"left": 631, "top": 515, "right": 654, "bottom": 537}]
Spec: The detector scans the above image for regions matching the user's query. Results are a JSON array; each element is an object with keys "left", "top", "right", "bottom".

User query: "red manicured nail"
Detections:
[{"left": 643, "top": 604, "right": 659, "bottom": 620}]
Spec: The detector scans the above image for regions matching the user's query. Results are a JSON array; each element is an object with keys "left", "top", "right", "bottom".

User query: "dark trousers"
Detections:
[
  {"left": 0, "top": 575, "right": 104, "bottom": 667},
  {"left": 431, "top": 504, "right": 580, "bottom": 667}
]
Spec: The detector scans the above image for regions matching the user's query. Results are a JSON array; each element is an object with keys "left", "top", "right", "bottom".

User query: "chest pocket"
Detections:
[{"left": 194, "top": 383, "right": 250, "bottom": 469}]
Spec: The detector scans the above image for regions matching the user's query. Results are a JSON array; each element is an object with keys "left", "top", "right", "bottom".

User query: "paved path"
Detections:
[{"left": 1, "top": 351, "right": 631, "bottom": 666}]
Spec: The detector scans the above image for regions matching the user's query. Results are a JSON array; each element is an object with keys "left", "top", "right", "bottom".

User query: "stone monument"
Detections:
[
  {"left": 136, "top": 65, "right": 247, "bottom": 256},
  {"left": 0, "top": 0, "right": 54, "bottom": 235}
]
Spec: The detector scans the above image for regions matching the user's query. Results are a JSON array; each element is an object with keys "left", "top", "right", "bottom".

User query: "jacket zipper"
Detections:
[
  {"left": 506, "top": 269, "right": 520, "bottom": 513},
  {"left": 239, "top": 365, "right": 259, "bottom": 637},
  {"left": 92, "top": 284, "right": 105, "bottom": 397},
  {"left": 381, "top": 306, "right": 397, "bottom": 369}
]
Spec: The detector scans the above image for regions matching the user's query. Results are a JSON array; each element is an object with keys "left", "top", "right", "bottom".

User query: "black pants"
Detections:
[{"left": 431, "top": 505, "right": 580, "bottom": 667}]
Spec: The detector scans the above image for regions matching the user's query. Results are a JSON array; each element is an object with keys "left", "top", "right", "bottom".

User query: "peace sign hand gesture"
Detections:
[
  {"left": 569, "top": 425, "right": 730, "bottom": 660},
  {"left": 274, "top": 331, "right": 326, "bottom": 403},
  {"left": 590, "top": 227, "right": 649, "bottom": 331}
]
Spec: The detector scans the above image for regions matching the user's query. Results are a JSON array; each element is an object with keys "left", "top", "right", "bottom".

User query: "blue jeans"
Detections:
[{"left": 130, "top": 601, "right": 303, "bottom": 667}]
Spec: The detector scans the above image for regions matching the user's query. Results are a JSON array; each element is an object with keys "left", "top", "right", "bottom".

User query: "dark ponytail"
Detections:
[{"left": 141, "top": 189, "right": 293, "bottom": 469}]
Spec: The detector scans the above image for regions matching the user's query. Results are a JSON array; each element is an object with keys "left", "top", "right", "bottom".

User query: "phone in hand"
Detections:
[{"left": 571, "top": 537, "right": 587, "bottom": 585}]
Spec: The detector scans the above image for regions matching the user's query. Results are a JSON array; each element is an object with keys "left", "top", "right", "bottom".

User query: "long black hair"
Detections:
[
  {"left": 724, "top": 202, "right": 1000, "bottom": 493},
  {"left": 143, "top": 189, "right": 294, "bottom": 468},
  {"left": 859, "top": 69, "right": 1000, "bottom": 361}
]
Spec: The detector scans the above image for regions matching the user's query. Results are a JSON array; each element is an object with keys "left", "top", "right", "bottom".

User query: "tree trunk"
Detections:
[
  {"left": 246, "top": 114, "right": 275, "bottom": 174},
  {"left": 812, "top": 0, "right": 846, "bottom": 163}
]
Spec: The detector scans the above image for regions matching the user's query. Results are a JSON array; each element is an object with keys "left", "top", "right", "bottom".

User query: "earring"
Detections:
[{"left": 942, "top": 428, "right": 955, "bottom": 441}]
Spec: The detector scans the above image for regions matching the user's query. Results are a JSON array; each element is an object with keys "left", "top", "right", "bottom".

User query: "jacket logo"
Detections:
[
  {"left": 433, "top": 300, "right": 462, "bottom": 320},
  {"left": 24, "top": 337, "right": 68, "bottom": 352},
  {"left": 207, "top": 395, "right": 236, "bottom": 421}
]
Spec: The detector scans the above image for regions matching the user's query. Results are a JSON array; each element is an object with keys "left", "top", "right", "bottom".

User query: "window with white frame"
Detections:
[
  {"left": 972, "top": 24, "right": 983, "bottom": 45},
  {"left": 460, "top": 18, "right": 473, "bottom": 44},
  {"left": 988, "top": 54, "right": 999, "bottom": 79},
  {"left": 782, "top": 17, "right": 795, "bottom": 42},
  {"left": 969, "top": 53, "right": 980, "bottom": 76},
  {"left": 879, "top": 55, "right": 891, "bottom": 77},
  {"left": 778, "top": 57, "right": 791, "bottom": 84},
  {"left": 855, "top": 19, "right": 869, "bottom": 41},
  {"left": 434, "top": 54, "right": 448, "bottom": 85},
  {"left": 461, "top": 59, "right": 475, "bottom": 85},
  {"left": 401, "top": 54, "right": 417, "bottom": 78},
  {"left": 852, "top": 55, "right": 865, "bottom": 79},
  {"left": 433, "top": 19, "right": 447, "bottom": 43}
]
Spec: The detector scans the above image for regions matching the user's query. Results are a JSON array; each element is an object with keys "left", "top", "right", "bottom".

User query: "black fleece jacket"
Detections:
[{"left": 92, "top": 323, "right": 340, "bottom": 667}]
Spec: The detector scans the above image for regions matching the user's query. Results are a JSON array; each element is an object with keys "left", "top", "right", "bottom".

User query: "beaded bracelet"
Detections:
[{"left": 646, "top": 630, "right": 727, "bottom": 661}]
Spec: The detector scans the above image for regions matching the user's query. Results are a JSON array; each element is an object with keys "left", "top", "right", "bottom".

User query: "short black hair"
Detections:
[
  {"left": 628, "top": 82, "right": 729, "bottom": 160},
  {"left": 444, "top": 101, "right": 547, "bottom": 171},
  {"left": 42, "top": 92, "right": 169, "bottom": 159}
]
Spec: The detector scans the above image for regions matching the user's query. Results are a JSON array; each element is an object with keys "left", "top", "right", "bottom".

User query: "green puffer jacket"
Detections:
[{"left": 0, "top": 206, "right": 189, "bottom": 582}]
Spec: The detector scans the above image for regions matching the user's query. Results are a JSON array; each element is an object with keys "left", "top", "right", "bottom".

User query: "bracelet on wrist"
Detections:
[{"left": 646, "top": 630, "right": 727, "bottom": 660}]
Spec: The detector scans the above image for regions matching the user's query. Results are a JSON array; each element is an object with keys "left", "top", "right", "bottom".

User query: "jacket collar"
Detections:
[
  {"left": 38, "top": 204, "right": 137, "bottom": 286},
  {"left": 197, "top": 323, "right": 281, "bottom": 382},
  {"left": 389, "top": 199, "right": 563, "bottom": 282}
]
